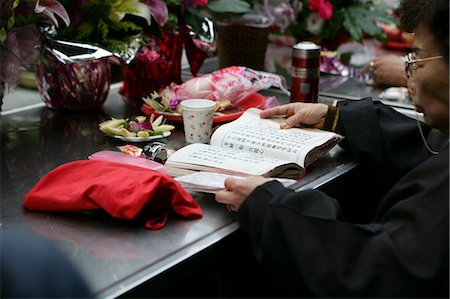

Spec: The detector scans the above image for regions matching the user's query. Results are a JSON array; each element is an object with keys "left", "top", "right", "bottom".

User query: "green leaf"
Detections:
[
  {"left": 165, "top": 0, "right": 181, "bottom": 6},
  {"left": 76, "top": 23, "right": 94, "bottom": 41},
  {"left": 341, "top": 3, "right": 397, "bottom": 43},
  {"left": 7, "top": 16, "right": 15, "bottom": 31},
  {"left": 0, "top": 28, "right": 6, "bottom": 45},
  {"left": 166, "top": 13, "right": 179, "bottom": 29},
  {"left": 98, "top": 21, "right": 109, "bottom": 43},
  {"left": 342, "top": 13, "right": 363, "bottom": 43},
  {"left": 323, "top": 12, "right": 343, "bottom": 40},
  {"left": 206, "top": 0, "right": 252, "bottom": 14},
  {"left": 12, "top": 0, "right": 19, "bottom": 10}
]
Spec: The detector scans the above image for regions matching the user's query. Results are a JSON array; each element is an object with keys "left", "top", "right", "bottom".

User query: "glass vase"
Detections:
[
  {"left": 119, "top": 29, "right": 183, "bottom": 102},
  {"left": 35, "top": 54, "right": 111, "bottom": 111}
]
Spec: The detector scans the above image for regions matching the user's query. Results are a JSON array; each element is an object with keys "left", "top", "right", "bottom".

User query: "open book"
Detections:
[{"left": 165, "top": 108, "right": 343, "bottom": 179}]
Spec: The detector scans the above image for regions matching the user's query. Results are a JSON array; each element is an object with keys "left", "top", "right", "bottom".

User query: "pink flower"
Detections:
[
  {"left": 136, "top": 46, "right": 162, "bottom": 64},
  {"left": 308, "top": 0, "right": 333, "bottom": 21},
  {"left": 34, "top": 0, "right": 70, "bottom": 27},
  {"left": 142, "top": 0, "right": 168, "bottom": 27},
  {"left": 268, "top": 0, "right": 301, "bottom": 32}
]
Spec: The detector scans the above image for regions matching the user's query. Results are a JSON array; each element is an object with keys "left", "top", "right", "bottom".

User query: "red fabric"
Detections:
[{"left": 23, "top": 160, "right": 202, "bottom": 229}]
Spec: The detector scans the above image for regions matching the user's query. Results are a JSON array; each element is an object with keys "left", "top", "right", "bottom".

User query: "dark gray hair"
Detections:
[{"left": 398, "top": 0, "right": 449, "bottom": 62}]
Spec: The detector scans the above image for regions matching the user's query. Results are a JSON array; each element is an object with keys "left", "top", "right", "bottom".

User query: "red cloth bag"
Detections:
[{"left": 23, "top": 160, "right": 202, "bottom": 229}]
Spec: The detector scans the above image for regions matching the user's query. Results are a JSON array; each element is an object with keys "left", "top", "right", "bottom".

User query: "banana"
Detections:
[
  {"left": 99, "top": 118, "right": 125, "bottom": 128},
  {"left": 152, "top": 115, "right": 164, "bottom": 128},
  {"left": 153, "top": 124, "right": 175, "bottom": 133},
  {"left": 102, "top": 125, "right": 124, "bottom": 136},
  {"left": 136, "top": 116, "right": 146, "bottom": 124},
  {"left": 120, "top": 128, "right": 137, "bottom": 137},
  {"left": 137, "top": 130, "right": 150, "bottom": 138},
  {"left": 143, "top": 95, "right": 165, "bottom": 111}
]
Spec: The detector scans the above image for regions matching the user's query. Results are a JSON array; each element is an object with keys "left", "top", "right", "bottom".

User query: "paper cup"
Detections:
[{"left": 180, "top": 99, "right": 216, "bottom": 144}]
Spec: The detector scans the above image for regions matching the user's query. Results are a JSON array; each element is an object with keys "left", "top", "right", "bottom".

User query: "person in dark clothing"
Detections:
[
  {"left": 1, "top": 231, "right": 94, "bottom": 298},
  {"left": 215, "top": 0, "right": 449, "bottom": 297}
]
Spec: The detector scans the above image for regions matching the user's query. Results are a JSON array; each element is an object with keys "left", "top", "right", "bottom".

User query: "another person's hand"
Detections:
[
  {"left": 362, "top": 54, "right": 408, "bottom": 87},
  {"left": 260, "top": 102, "right": 329, "bottom": 129},
  {"left": 215, "top": 176, "right": 269, "bottom": 212}
]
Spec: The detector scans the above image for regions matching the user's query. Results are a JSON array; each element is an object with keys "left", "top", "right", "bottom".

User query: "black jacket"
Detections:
[{"left": 238, "top": 98, "right": 449, "bottom": 297}]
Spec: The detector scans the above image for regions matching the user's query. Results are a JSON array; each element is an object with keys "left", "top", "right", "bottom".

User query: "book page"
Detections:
[
  {"left": 165, "top": 143, "right": 297, "bottom": 177},
  {"left": 174, "top": 172, "right": 297, "bottom": 193},
  {"left": 210, "top": 108, "right": 341, "bottom": 167}
]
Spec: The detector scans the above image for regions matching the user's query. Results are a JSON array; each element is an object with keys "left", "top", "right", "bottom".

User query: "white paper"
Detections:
[{"left": 175, "top": 171, "right": 297, "bottom": 194}]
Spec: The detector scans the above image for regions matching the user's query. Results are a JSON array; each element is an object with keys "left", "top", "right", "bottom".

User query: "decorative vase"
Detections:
[
  {"left": 119, "top": 29, "right": 184, "bottom": 102},
  {"left": 35, "top": 53, "right": 111, "bottom": 111},
  {"left": 217, "top": 24, "right": 270, "bottom": 71}
]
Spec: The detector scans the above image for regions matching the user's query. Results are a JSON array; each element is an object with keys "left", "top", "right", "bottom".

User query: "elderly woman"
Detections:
[{"left": 215, "top": 0, "right": 449, "bottom": 297}]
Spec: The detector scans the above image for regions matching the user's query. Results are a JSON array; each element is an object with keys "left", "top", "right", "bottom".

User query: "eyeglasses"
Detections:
[{"left": 404, "top": 52, "right": 443, "bottom": 78}]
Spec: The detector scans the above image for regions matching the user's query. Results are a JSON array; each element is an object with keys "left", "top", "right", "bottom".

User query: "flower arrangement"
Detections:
[
  {"left": 115, "top": 0, "right": 216, "bottom": 99},
  {"left": 55, "top": 0, "right": 160, "bottom": 58},
  {"left": 51, "top": 0, "right": 214, "bottom": 58},
  {"left": 0, "top": 0, "right": 70, "bottom": 95},
  {"left": 288, "top": 0, "right": 397, "bottom": 47}
]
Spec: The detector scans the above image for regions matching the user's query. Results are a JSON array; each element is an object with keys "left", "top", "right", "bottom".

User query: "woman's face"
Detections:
[{"left": 409, "top": 23, "right": 449, "bottom": 134}]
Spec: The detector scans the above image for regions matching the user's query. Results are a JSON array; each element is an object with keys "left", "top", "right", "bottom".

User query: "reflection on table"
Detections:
[{"left": 1, "top": 79, "right": 357, "bottom": 298}]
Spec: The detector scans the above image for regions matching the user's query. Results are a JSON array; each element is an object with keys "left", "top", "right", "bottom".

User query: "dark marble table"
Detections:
[{"left": 1, "top": 49, "right": 411, "bottom": 297}]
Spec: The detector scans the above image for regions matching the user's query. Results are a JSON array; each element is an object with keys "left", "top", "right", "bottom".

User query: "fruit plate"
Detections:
[
  {"left": 110, "top": 131, "right": 171, "bottom": 142},
  {"left": 141, "top": 93, "right": 266, "bottom": 123}
]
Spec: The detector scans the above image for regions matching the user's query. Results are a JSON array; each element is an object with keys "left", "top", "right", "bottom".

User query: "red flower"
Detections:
[
  {"left": 182, "top": 0, "right": 208, "bottom": 7},
  {"left": 308, "top": 0, "right": 333, "bottom": 21},
  {"left": 195, "top": 0, "right": 208, "bottom": 6}
]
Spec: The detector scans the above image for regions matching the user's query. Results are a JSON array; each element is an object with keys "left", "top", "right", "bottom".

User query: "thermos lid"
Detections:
[{"left": 292, "top": 41, "right": 320, "bottom": 58}]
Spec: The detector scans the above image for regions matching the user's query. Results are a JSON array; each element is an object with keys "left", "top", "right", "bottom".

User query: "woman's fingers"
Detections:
[
  {"left": 262, "top": 103, "right": 328, "bottom": 129},
  {"left": 223, "top": 177, "right": 237, "bottom": 191},
  {"left": 215, "top": 177, "right": 269, "bottom": 212},
  {"left": 215, "top": 178, "right": 239, "bottom": 207},
  {"left": 215, "top": 189, "right": 236, "bottom": 205},
  {"left": 281, "top": 114, "right": 302, "bottom": 129},
  {"left": 260, "top": 105, "right": 290, "bottom": 119}
]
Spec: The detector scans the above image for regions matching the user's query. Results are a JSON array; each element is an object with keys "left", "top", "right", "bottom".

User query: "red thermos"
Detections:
[{"left": 290, "top": 42, "right": 321, "bottom": 103}]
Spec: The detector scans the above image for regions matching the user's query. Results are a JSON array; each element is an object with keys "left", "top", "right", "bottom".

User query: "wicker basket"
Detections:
[{"left": 217, "top": 25, "right": 270, "bottom": 71}]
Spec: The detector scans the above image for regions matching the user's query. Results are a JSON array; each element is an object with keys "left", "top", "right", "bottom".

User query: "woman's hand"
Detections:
[
  {"left": 215, "top": 177, "right": 269, "bottom": 212},
  {"left": 362, "top": 55, "right": 408, "bottom": 87},
  {"left": 260, "top": 102, "right": 329, "bottom": 129}
]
